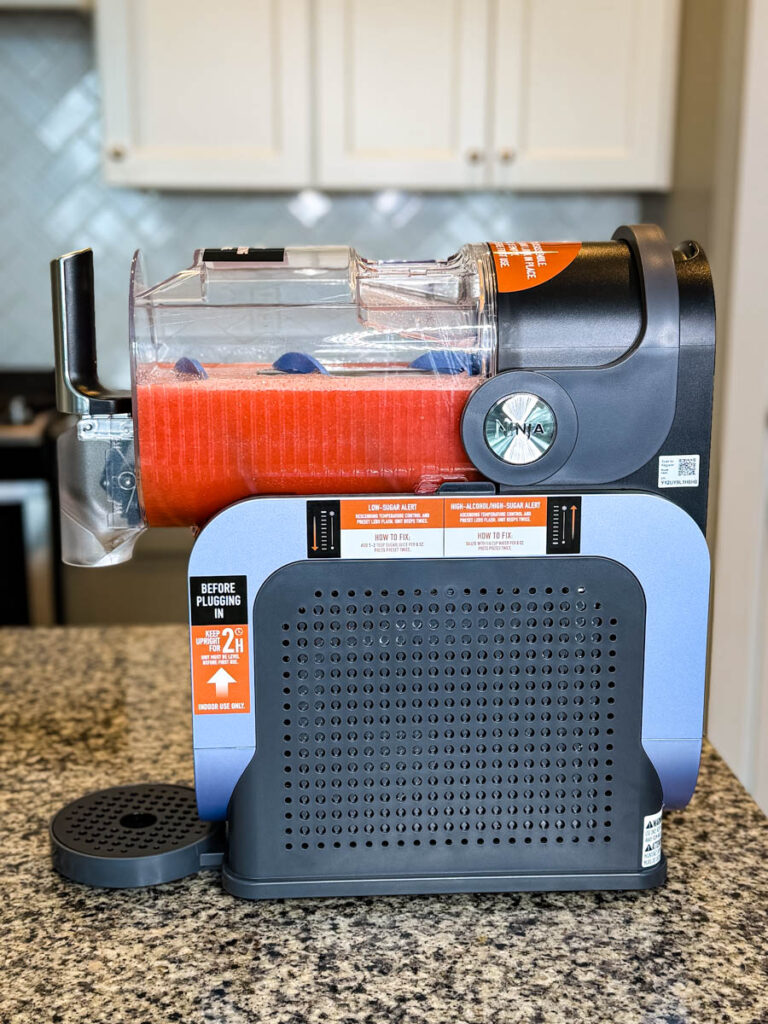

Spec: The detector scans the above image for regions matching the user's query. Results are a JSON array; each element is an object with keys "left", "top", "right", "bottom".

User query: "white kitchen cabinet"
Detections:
[
  {"left": 317, "top": 0, "right": 679, "bottom": 191},
  {"left": 95, "top": 0, "right": 679, "bottom": 191},
  {"left": 491, "top": 0, "right": 681, "bottom": 189},
  {"left": 95, "top": 0, "right": 311, "bottom": 189},
  {"left": 315, "top": 0, "right": 490, "bottom": 190}
]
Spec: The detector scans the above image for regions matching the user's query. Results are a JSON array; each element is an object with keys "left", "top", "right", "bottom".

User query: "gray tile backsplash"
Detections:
[{"left": 0, "top": 11, "right": 641, "bottom": 389}]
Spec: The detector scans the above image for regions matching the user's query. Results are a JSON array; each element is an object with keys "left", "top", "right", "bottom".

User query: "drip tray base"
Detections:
[{"left": 51, "top": 784, "right": 224, "bottom": 888}]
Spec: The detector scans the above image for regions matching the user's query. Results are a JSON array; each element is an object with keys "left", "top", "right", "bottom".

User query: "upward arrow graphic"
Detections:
[{"left": 206, "top": 667, "right": 236, "bottom": 698}]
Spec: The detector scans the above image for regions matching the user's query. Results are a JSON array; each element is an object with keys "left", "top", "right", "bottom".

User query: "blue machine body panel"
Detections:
[{"left": 188, "top": 492, "right": 709, "bottom": 820}]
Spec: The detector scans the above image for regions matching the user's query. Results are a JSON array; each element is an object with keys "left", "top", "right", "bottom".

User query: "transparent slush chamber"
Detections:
[{"left": 61, "top": 245, "right": 496, "bottom": 566}]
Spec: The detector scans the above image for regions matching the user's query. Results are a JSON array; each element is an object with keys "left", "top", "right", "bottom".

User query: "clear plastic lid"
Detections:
[{"left": 130, "top": 244, "right": 495, "bottom": 371}]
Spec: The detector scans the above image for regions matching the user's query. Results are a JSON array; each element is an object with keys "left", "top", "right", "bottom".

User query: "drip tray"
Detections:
[{"left": 51, "top": 783, "right": 224, "bottom": 888}]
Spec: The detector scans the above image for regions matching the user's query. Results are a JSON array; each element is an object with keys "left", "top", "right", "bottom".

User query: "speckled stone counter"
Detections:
[{"left": 1, "top": 626, "right": 767, "bottom": 1024}]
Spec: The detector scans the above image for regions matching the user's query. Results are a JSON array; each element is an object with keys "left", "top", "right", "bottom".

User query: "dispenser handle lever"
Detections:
[{"left": 51, "top": 248, "right": 131, "bottom": 415}]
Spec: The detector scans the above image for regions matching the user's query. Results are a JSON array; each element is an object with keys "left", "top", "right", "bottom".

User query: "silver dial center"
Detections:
[{"left": 484, "top": 392, "right": 557, "bottom": 465}]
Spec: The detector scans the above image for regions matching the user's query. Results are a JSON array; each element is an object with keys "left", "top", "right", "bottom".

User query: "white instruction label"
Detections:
[
  {"left": 339, "top": 499, "right": 444, "bottom": 559},
  {"left": 444, "top": 497, "right": 547, "bottom": 557},
  {"left": 658, "top": 454, "right": 700, "bottom": 488},
  {"left": 641, "top": 809, "right": 663, "bottom": 868}
]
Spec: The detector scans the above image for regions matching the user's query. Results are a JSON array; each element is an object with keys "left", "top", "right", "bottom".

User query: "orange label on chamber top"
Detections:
[
  {"left": 191, "top": 624, "right": 250, "bottom": 715},
  {"left": 489, "top": 241, "right": 582, "bottom": 292},
  {"left": 445, "top": 497, "right": 547, "bottom": 529},
  {"left": 340, "top": 499, "right": 443, "bottom": 531}
]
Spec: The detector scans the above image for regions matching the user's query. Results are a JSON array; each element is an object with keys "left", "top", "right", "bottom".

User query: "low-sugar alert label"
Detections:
[{"left": 336, "top": 498, "right": 443, "bottom": 559}]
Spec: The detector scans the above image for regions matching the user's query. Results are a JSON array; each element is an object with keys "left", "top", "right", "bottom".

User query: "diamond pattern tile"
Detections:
[{"left": 0, "top": 11, "right": 641, "bottom": 388}]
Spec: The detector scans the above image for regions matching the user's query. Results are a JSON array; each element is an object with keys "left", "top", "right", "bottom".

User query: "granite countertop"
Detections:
[{"left": 1, "top": 626, "right": 767, "bottom": 1024}]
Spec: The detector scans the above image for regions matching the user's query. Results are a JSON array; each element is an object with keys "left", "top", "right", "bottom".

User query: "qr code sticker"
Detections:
[{"left": 658, "top": 454, "right": 700, "bottom": 488}]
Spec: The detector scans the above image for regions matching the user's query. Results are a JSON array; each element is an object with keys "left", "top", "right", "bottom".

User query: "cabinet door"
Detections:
[
  {"left": 96, "top": 0, "right": 311, "bottom": 188},
  {"left": 316, "top": 0, "right": 489, "bottom": 189},
  {"left": 491, "top": 0, "right": 680, "bottom": 190}
]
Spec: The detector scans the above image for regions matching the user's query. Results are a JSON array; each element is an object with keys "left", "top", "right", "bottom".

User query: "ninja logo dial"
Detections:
[{"left": 483, "top": 392, "right": 557, "bottom": 465}]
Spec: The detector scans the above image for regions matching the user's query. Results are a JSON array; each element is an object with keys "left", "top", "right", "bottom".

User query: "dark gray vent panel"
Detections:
[{"left": 230, "top": 557, "right": 659, "bottom": 888}]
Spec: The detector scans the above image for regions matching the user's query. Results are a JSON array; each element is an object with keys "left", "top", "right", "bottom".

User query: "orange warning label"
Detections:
[
  {"left": 340, "top": 498, "right": 443, "bottom": 558},
  {"left": 191, "top": 624, "right": 250, "bottom": 715},
  {"left": 489, "top": 241, "right": 582, "bottom": 292},
  {"left": 340, "top": 499, "right": 443, "bottom": 531},
  {"left": 445, "top": 497, "right": 547, "bottom": 528},
  {"left": 444, "top": 496, "right": 548, "bottom": 557}
]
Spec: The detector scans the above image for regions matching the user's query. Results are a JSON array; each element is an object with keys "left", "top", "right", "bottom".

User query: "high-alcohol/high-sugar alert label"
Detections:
[{"left": 444, "top": 496, "right": 547, "bottom": 556}]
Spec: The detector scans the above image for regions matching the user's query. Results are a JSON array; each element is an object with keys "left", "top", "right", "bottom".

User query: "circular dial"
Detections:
[{"left": 483, "top": 392, "right": 557, "bottom": 465}]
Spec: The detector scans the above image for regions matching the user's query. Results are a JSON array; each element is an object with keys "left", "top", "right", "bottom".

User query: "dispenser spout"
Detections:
[{"left": 50, "top": 248, "right": 145, "bottom": 566}]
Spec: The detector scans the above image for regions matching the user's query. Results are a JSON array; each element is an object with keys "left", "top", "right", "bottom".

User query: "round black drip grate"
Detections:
[{"left": 51, "top": 783, "right": 223, "bottom": 888}]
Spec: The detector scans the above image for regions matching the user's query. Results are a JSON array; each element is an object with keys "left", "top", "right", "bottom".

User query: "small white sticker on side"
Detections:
[
  {"left": 642, "top": 809, "right": 663, "bottom": 868},
  {"left": 658, "top": 454, "right": 700, "bottom": 488}
]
